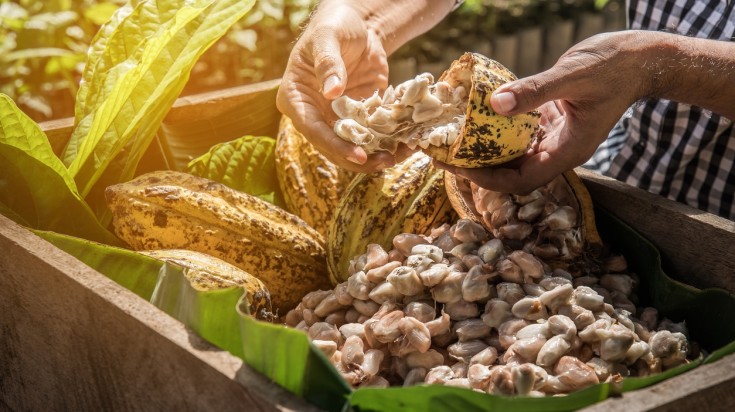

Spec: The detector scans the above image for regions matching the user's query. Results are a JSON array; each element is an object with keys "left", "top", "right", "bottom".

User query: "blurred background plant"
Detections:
[
  {"left": 388, "top": 0, "right": 624, "bottom": 82},
  {"left": 1, "top": 0, "right": 622, "bottom": 123},
  {"left": 184, "top": 0, "right": 315, "bottom": 95},
  {"left": 0, "top": 0, "right": 127, "bottom": 121},
  {"left": 0, "top": 0, "right": 317, "bottom": 122}
]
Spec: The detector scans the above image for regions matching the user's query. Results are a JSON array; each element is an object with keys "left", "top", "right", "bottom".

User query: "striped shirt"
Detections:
[{"left": 583, "top": 0, "right": 735, "bottom": 220}]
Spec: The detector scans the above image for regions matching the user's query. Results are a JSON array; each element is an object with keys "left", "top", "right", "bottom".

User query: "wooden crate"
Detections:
[{"left": 2, "top": 81, "right": 734, "bottom": 411}]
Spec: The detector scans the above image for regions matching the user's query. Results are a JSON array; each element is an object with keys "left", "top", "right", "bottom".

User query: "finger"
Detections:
[
  {"left": 288, "top": 111, "right": 398, "bottom": 173},
  {"left": 311, "top": 33, "right": 348, "bottom": 100},
  {"left": 394, "top": 144, "right": 418, "bottom": 164},
  {"left": 490, "top": 64, "right": 582, "bottom": 116},
  {"left": 539, "top": 100, "right": 562, "bottom": 120},
  {"left": 435, "top": 152, "right": 569, "bottom": 195},
  {"left": 553, "top": 99, "right": 566, "bottom": 115}
]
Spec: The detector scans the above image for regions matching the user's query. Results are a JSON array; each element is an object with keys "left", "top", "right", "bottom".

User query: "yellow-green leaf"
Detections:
[
  {"left": 0, "top": 94, "right": 120, "bottom": 245},
  {"left": 62, "top": 0, "right": 256, "bottom": 223},
  {"left": 83, "top": 3, "right": 121, "bottom": 26}
]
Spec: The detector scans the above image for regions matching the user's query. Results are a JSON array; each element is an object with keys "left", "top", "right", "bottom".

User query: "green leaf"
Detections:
[
  {"left": 151, "top": 263, "right": 248, "bottom": 359},
  {"left": 73, "top": 1, "right": 179, "bottom": 124},
  {"left": 33, "top": 229, "right": 159, "bottom": 300},
  {"left": 0, "top": 94, "right": 121, "bottom": 246},
  {"left": 350, "top": 384, "right": 608, "bottom": 412},
  {"left": 62, "top": 0, "right": 256, "bottom": 224},
  {"left": 44, "top": 53, "right": 83, "bottom": 76},
  {"left": 239, "top": 314, "right": 351, "bottom": 412},
  {"left": 185, "top": 135, "right": 286, "bottom": 207},
  {"left": 0, "top": 201, "right": 31, "bottom": 227}
]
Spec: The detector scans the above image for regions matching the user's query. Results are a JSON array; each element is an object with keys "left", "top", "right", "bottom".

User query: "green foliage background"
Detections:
[{"left": 0, "top": 0, "right": 317, "bottom": 122}]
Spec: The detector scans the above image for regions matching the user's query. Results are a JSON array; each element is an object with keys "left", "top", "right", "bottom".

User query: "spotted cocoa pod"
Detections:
[{"left": 106, "top": 170, "right": 330, "bottom": 312}]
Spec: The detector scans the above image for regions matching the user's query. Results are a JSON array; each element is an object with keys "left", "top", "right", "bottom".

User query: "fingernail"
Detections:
[
  {"left": 323, "top": 75, "right": 340, "bottom": 95},
  {"left": 492, "top": 91, "right": 517, "bottom": 113},
  {"left": 346, "top": 154, "right": 365, "bottom": 165}
]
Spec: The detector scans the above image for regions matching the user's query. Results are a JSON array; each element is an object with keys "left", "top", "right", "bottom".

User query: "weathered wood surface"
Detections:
[
  {"left": 0, "top": 214, "right": 316, "bottom": 412},
  {"left": 159, "top": 79, "right": 282, "bottom": 170},
  {"left": 41, "top": 117, "right": 75, "bottom": 156},
  {"left": 575, "top": 169, "right": 735, "bottom": 410},
  {"left": 577, "top": 168, "right": 735, "bottom": 294},
  {"left": 580, "top": 353, "right": 735, "bottom": 412}
]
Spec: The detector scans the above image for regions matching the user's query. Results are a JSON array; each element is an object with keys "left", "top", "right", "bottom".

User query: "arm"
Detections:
[
  {"left": 439, "top": 30, "right": 735, "bottom": 194},
  {"left": 495, "top": 30, "right": 735, "bottom": 120},
  {"left": 337, "top": 0, "right": 458, "bottom": 56},
  {"left": 276, "top": 0, "right": 456, "bottom": 172},
  {"left": 655, "top": 33, "right": 735, "bottom": 120}
]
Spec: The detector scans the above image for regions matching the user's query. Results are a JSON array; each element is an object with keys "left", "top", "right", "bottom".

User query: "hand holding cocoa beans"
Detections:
[{"left": 275, "top": 0, "right": 457, "bottom": 173}]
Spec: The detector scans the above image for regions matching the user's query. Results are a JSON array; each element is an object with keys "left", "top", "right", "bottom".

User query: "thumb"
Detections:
[
  {"left": 311, "top": 34, "right": 348, "bottom": 100},
  {"left": 490, "top": 67, "right": 570, "bottom": 115}
]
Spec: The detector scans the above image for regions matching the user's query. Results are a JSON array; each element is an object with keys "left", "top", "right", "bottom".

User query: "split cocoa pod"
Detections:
[
  {"left": 332, "top": 52, "right": 540, "bottom": 168},
  {"left": 444, "top": 170, "right": 604, "bottom": 271},
  {"left": 106, "top": 170, "right": 331, "bottom": 313}
]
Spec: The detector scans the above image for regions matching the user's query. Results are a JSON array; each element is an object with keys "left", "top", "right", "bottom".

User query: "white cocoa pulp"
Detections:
[{"left": 331, "top": 72, "right": 469, "bottom": 153}]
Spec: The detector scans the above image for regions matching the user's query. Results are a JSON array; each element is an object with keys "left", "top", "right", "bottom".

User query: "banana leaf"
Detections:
[
  {"left": 34, "top": 229, "right": 161, "bottom": 300},
  {"left": 239, "top": 314, "right": 351, "bottom": 411},
  {"left": 150, "top": 263, "right": 249, "bottom": 359},
  {"left": 62, "top": 0, "right": 256, "bottom": 225}
]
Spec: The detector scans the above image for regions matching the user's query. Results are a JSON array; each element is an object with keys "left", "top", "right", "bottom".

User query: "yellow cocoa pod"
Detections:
[
  {"left": 275, "top": 115, "right": 355, "bottom": 236},
  {"left": 327, "top": 152, "right": 457, "bottom": 284},
  {"left": 106, "top": 170, "right": 331, "bottom": 313},
  {"left": 139, "top": 249, "right": 274, "bottom": 320},
  {"left": 445, "top": 169, "right": 603, "bottom": 271},
  {"left": 424, "top": 52, "right": 540, "bottom": 167}
]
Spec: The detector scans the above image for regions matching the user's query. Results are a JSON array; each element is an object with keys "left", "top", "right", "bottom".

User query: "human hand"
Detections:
[
  {"left": 437, "top": 31, "right": 659, "bottom": 193},
  {"left": 276, "top": 3, "right": 400, "bottom": 172}
]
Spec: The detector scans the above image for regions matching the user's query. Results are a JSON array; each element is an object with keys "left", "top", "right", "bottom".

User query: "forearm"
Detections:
[
  {"left": 644, "top": 31, "right": 735, "bottom": 119},
  {"left": 317, "top": 0, "right": 456, "bottom": 55}
]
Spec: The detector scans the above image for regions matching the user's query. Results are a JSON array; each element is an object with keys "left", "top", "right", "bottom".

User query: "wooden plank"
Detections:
[
  {"left": 578, "top": 168, "right": 735, "bottom": 294},
  {"left": 159, "top": 79, "right": 282, "bottom": 170},
  {"left": 164, "top": 79, "right": 281, "bottom": 123},
  {"left": 0, "top": 214, "right": 316, "bottom": 412},
  {"left": 40, "top": 117, "right": 75, "bottom": 156},
  {"left": 580, "top": 353, "right": 735, "bottom": 412}
]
